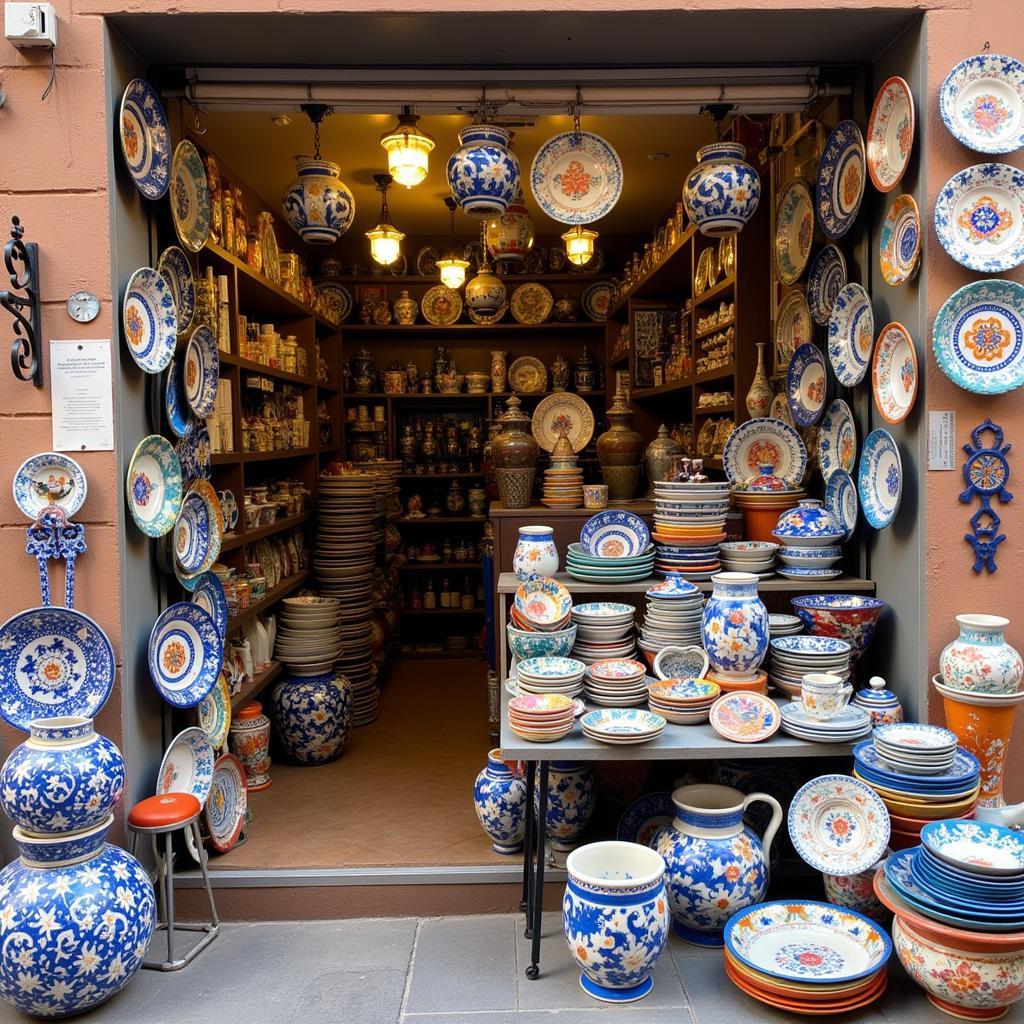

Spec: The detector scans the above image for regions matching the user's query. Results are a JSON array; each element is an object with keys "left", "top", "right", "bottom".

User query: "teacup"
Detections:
[
  {"left": 583, "top": 484, "right": 609, "bottom": 510},
  {"left": 796, "top": 672, "right": 852, "bottom": 721}
]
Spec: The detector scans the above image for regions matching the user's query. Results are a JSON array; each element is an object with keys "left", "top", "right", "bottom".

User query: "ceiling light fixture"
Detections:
[
  {"left": 366, "top": 173, "right": 404, "bottom": 266},
  {"left": 380, "top": 105, "right": 435, "bottom": 189},
  {"left": 561, "top": 225, "right": 598, "bottom": 267},
  {"left": 272, "top": 114, "right": 292, "bottom": 127},
  {"left": 437, "top": 197, "right": 470, "bottom": 289}
]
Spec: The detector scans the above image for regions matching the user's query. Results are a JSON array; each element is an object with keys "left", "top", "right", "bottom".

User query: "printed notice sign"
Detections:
[
  {"left": 927, "top": 410, "right": 956, "bottom": 471},
  {"left": 50, "top": 340, "right": 114, "bottom": 451}
]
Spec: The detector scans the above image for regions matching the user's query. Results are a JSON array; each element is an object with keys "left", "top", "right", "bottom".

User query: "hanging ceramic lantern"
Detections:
[
  {"left": 683, "top": 142, "right": 761, "bottom": 236},
  {"left": 485, "top": 189, "right": 534, "bottom": 262},
  {"left": 465, "top": 252, "right": 507, "bottom": 316},
  {"left": 447, "top": 124, "right": 520, "bottom": 219}
]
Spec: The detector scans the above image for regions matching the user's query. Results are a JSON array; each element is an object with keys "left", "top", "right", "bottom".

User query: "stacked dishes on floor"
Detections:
[
  {"left": 515, "top": 656, "right": 586, "bottom": 698},
  {"left": 567, "top": 510, "right": 654, "bottom": 583},
  {"left": 718, "top": 540, "right": 778, "bottom": 576},
  {"left": 275, "top": 596, "right": 343, "bottom": 675},
  {"left": 651, "top": 480, "right": 731, "bottom": 580},
  {"left": 507, "top": 693, "right": 576, "bottom": 743},
  {"left": 637, "top": 575, "right": 705, "bottom": 672},
  {"left": 768, "top": 635, "right": 852, "bottom": 697},
  {"left": 570, "top": 602, "right": 636, "bottom": 665},
  {"left": 647, "top": 678, "right": 720, "bottom": 724},
  {"left": 584, "top": 658, "right": 649, "bottom": 707}
]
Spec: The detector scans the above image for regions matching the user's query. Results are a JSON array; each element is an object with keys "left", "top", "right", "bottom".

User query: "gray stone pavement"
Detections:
[{"left": 0, "top": 913, "right": 984, "bottom": 1024}]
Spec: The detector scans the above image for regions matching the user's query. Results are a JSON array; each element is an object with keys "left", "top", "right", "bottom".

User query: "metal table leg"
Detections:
[
  {"left": 526, "top": 760, "right": 548, "bottom": 980},
  {"left": 520, "top": 759, "right": 536, "bottom": 917}
]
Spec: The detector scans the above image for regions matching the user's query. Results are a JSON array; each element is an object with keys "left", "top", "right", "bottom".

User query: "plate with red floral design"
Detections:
[
  {"left": 867, "top": 76, "right": 915, "bottom": 192},
  {"left": 872, "top": 322, "right": 918, "bottom": 424},
  {"left": 940, "top": 53, "right": 1024, "bottom": 154}
]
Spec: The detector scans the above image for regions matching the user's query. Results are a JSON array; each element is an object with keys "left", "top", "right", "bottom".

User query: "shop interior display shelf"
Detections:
[
  {"left": 397, "top": 561, "right": 483, "bottom": 572},
  {"left": 226, "top": 568, "right": 313, "bottom": 632},
  {"left": 323, "top": 272, "right": 608, "bottom": 286},
  {"left": 496, "top": 571, "right": 876, "bottom": 595},
  {"left": 608, "top": 223, "right": 697, "bottom": 318},
  {"left": 693, "top": 275, "right": 736, "bottom": 306},
  {"left": 221, "top": 351, "right": 318, "bottom": 388},
  {"left": 341, "top": 322, "right": 605, "bottom": 335},
  {"left": 211, "top": 447, "right": 318, "bottom": 465},
  {"left": 397, "top": 516, "right": 488, "bottom": 525},
  {"left": 220, "top": 510, "right": 314, "bottom": 552},
  {"left": 396, "top": 471, "right": 484, "bottom": 480},
  {"left": 231, "top": 659, "right": 283, "bottom": 711}
]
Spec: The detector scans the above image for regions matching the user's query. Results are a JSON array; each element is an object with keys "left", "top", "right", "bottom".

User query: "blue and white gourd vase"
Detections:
[
  {"left": 683, "top": 142, "right": 761, "bottom": 237},
  {"left": 271, "top": 671, "right": 353, "bottom": 765},
  {"left": 281, "top": 156, "right": 356, "bottom": 244},
  {"left": 542, "top": 761, "right": 594, "bottom": 852},
  {"left": 512, "top": 525, "right": 559, "bottom": 581},
  {"left": 473, "top": 749, "right": 527, "bottom": 854},
  {"left": 447, "top": 125, "right": 520, "bottom": 219},
  {"left": 700, "top": 571, "right": 769, "bottom": 680}
]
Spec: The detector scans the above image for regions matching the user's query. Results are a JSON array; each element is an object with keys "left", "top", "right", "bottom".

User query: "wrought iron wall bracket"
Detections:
[{"left": 1, "top": 215, "right": 43, "bottom": 387}]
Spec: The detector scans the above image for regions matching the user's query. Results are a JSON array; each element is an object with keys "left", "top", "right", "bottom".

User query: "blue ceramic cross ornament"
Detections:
[
  {"left": 25, "top": 505, "right": 87, "bottom": 607},
  {"left": 959, "top": 419, "right": 1012, "bottom": 574}
]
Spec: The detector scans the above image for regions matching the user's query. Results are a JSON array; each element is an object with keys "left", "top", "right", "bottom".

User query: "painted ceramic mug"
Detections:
[
  {"left": 797, "top": 672, "right": 852, "bottom": 720},
  {"left": 583, "top": 484, "right": 609, "bottom": 510}
]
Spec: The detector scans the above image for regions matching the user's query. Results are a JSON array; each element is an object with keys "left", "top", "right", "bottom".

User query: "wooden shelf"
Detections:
[
  {"left": 401, "top": 607, "right": 484, "bottom": 616},
  {"left": 695, "top": 403, "right": 736, "bottom": 415},
  {"left": 221, "top": 510, "right": 313, "bottom": 552},
  {"left": 324, "top": 273, "right": 608, "bottom": 286},
  {"left": 397, "top": 472, "right": 484, "bottom": 480},
  {"left": 231, "top": 660, "right": 283, "bottom": 710},
  {"left": 691, "top": 364, "right": 736, "bottom": 385},
  {"left": 243, "top": 447, "right": 317, "bottom": 463},
  {"left": 227, "top": 569, "right": 313, "bottom": 632},
  {"left": 341, "top": 322, "right": 604, "bottom": 335},
  {"left": 632, "top": 379, "right": 691, "bottom": 400},
  {"left": 497, "top": 571, "right": 876, "bottom": 595},
  {"left": 609, "top": 353, "right": 629, "bottom": 368},
  {"left": 608, "top": 223, "right": 697, "bottom": 318},
  {"left": 694, "top": 318, "right": 735, "bottom": 341},
  {"left": 398, "top": 561, "right": 482, "bottom": 571},
  {"left": 397, "top": 516, "right": 487, "bottom": 525},
  {"left": 693, "top": 275, "right": 736, "bottom": 305},
  {"left": 222, "top": 351, "right": 317, "bottom": 388}
]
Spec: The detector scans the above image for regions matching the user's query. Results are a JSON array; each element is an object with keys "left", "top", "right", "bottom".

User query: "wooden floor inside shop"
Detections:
[{"left": 212, "top": 656, "right": 503, "bottom": 869}]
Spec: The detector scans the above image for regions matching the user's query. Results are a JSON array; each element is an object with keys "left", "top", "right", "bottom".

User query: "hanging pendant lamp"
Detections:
[
  {"left": 437, "top": 197, "right": 470, "bottom": 290},
  {"left": 486, "top": 188, "right": 535, "bottom": 263},
  {"left": 380, "top": 106, "right": 435, "bottom": 189},
  {"left": 465, "top": 228, "right": 507, "bottom": 316},
  {"left": 562, "top": 225, "right": 599, "bottom": 267},
  {"left": 366, "top": 173, "right": 404, "bottom": 266}
]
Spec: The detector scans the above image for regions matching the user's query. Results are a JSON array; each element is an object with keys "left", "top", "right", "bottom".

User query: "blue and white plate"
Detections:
[
  {"left": 126, "top": 434, "right": 182, "bottom": 538},
  {"left": 854, "top": 741, "right": 980, "bottom": 788},
  {"left": 123, "top": 266, "right": 177, "bottom": 373},
  {"left": 723, "top": 417, "right": 807, "bottom": 486},
  {"left": 517, "top": 656, "right": 586, "bottom": 681},
  {"left": 148, "top": 601, "right": 224, "bottom": 709},
  {"left": 156, "top": 726, "right": 215, "bottom": 803},
  {"left": 118, "top": 78, "right": 170, "bottom": 200},
  {"left": 772, "top": 635, "right": 852, "bottom": 657},
  {"left": 828, "top": 283, "right": 874, "bottom": 387},
  {"left": 157, "top": 245, "right": 195, "bottom": 335},
  {"left": 807, "top": 244, "right": 848, "bottom": 326},
  {"left": 164, "top": 358, "right": 192, "bottom": 438},
  {"left": 173, "top": 480, "right": 222, "bottom": 575},
  {"left": 932, "top": 278, "right": 1024, "bottom": 395},
  {"left": 824, "top": 468, "right": 858, "bottom": 542},
  {"left": 170, "top": 140, "right": 211, "bottom": 253},
  {"left": 529, "top": 130, "right": 623, "bottom": 226},
  {"left": 13, "top": 452, "right": 87, "bottom": 520},
  {"left": 858, "top": 429, "right": 902, "bottom": 530},
  {"left": 818, "top": 399, "right": 857, "bottom": 480},
  {"left": 190, "top": 571, "right": 228, "bottom": 640},
  {"left": 786, "top": 343, "right": 827, "bottom": 427},
  {"left": 879, "top": 194, "right": 921, "bottom": 286},
  {"left": 580, "top": 510, "right": 651, "bottom": 558},
  {"left": 0, "top": 607, "right": 116, "bottom": 730},
  {"left": 939, "top": 53, "right": 1024, "bottom": 154},
  {"left": 176, "top": 423, "right": 211, "bottom": 482},
  {"left": 616, "top": 791, "right": 676, "bottom": 846},
  {"left": 776, "top": 566, "right": 843, "bottom": 580},
  {"left": 205, "top": 753, "right": 247, "bottom": 853},
  {"left": 815, "top": 119, "right": 866, "bottom": 240},
  {"left": 921, "top": 820, "right": 1024, "bottom": 876},
  {"left": 184, "top": 325, "right": 219, "bottom": 418}
]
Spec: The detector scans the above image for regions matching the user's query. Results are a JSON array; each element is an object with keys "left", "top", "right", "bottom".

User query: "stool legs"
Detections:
[
  {"left": 163, "top": 830, "right": 176, "bottom": 967},
  {"left": 193, "top": 820, "right": 220, "bottom": 929}
]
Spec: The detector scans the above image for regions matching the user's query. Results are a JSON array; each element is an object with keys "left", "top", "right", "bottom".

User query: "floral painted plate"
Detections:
[
  {"left": 580, "top": 708, "right": 665, "bottom": 743},
  {"left": 824, "top": 469, "right": 858, "bottom": 543},
  {"left": 173, "top": 479, "right": 222, "bottom": 575},
  {"left": 932, "top": 278, "right": 1024, "bottom": 394},
  {"left": 126, "top": 434, "right": 182, "bottom": 538},
  {"left": 709, "top": 692, "right": 780, "bottom": 743},
  {"left": 773, "top": 289, "right": 813, "bottom": 375},
  {"left": 190, "top": 571, "right": 228, "bottom": 639},
  {"left": 13, "top": 452, "right": 87, "bottom": 520},
  {"left": 420, "top": 285, "right": 462, "bottom": 325},
  {"left": 580, "top": 510, "right": 651, "bottom": 558},
  {"left": 828, "top": 283, "right": 874, "bottom": 387},
  {"left": 148, "top": 601, "right": 224, "bottom": 708},
  {"left": 816, "top": 119, "right": 867, "bottom": 240},
  {"left": 531, "top": 393, "right": 594, "bottom": 453},
  {"left": 807, "top": 245, "right": 848, "bottom": 327},
  {"left": 934, "top": 163, "right": 1024, "bottom": 272},
  {"left": 858, "top": 429, "right": 902, "bottom": 530},
  {"left": 184, "top": 325, "right": 220, "bottom": 418},
  {"left": 616, "top": 791, "right": 676, "bottom": 845},
  {"left": 123, "top": 266, "right": 177, "bottom": 373},
  {"left": 118, "top": 78, "right": 170, "bottom": 200},
  {"left": 774, "top": 179, "right": 814, "bottom": 285},
  {"left": 529, "top": 130, "right": 623, "bottom": 225},
  {"left": 157, "top": 245, "right": 195, "bottom": 334},
  {"left": 0, "top": 606, "right": 115, "bottom": 729},
  {"left": 508, "top": 355, "right": 547, "bottom": 393},
  {"left": 170, "top": 140, "right": 211, "bottom": 253},
  {"left": 510, "top": 282, "right": 553, "bottom": 325},
  {"left": 872, "top": 322, "right": 918, "bottom": 424},
  {"left": 164, "top": 358, "right": 191, "bottom": 438},
  {"left": 205, "top": 753, "right": 247, "bottom": 853},
  {"left": 921, "top": 820, "right": 1024, "bottom": 876},
  {"left": 818, "top": 399, "right": 857, "bottom": 479},
  {"left": 940, "top": 53, "right": 1024, "bottom": 154},
  {"left": 867, "top": 76, "right": 915, "bottom": 192},
  {"left": 785, "top": 343, "right": 827, "bottom": 428},
  {"left": 156, "top": 726, "right": 215, "bottom": 803},
  {"left": 581, "top": 281, "right": 614, "bottom": 321},
  {"left": 197, "top": 669, "right": 231, "bottom": 750},
  {"left": 879, "top": 194, "right": 921, "bottom": 286},
  {"left": 723, "top": 417, "right": 807, "bottom": 486},
  {"left": 176, "top": 422, "right": 212, "bottom": 482}
]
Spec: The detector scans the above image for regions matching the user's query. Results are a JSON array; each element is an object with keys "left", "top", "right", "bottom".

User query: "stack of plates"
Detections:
[
  {"left": 584, "top": 658, "right": 649, "bottom": 706},
  {"left": 769, "top": 613, "right": 804, "bottom": 638},
  {"left": 511, "top": 577, "right": 573, "bottom": 632},
  {"left": 542, "top": 465, "right": 583, "bottom": 509},
  {"left": 570, "top": 601, "right": 635, "bottom": 664},
  {"left": 647, "top": 678, "right": 720, "bottom": 724},
  {"left": 651, "top": 480, "right": 731, "bottom": 579},
  {"left": 718, "top": 540, "right": 778, "bottom": 577},
  {"left": 275, "top": 596, "right": 343, "bottom": 676},
  {"left": 565, "top": 542, "right": 654, "bottom": 583},
  {"left": 507, "top": 693, "right": 575, "bottom": 743},
  {"left": 580, "top": 708, "right": 666, "bottom": 745},
  {"left": 637, "top": 575, "right": 705, "bottom": 669},
  {"left": 768, "top": 635, "right": 853, "bottom": 697},
  {"left": 779, "top": 701, "right": 873, "bottom": 742},
  {"left": 515, "top": 656, "right": 586, "bottom": 697},
  {"left": 873, "top": 723, "right": 959, "bottom": 775}
]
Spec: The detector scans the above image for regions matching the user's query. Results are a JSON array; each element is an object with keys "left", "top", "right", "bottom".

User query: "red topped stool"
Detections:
[{"left": 128, "top": 792, "right": 219, "bottom": 971}]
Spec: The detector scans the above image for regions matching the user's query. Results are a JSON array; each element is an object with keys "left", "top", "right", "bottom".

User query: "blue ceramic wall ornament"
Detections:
[
  {"left": 24, "top": 505, "right": 86, "bottom": 607},
  {"left": 960, "top": 419, "right": 1013, "bottom": 573}
]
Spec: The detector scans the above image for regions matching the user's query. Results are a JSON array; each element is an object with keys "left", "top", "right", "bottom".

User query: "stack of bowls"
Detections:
[
  {"left": 514, "top": 657, "right": 586, "bottom": 697},
  {"left": 718, "top": 541, "right": 778, "bottom": 576},
  {"left": 570, "top": 602, "right": 636, "bottom": 665},
  {"left": 769, "top": 613, "right": 804, "bottom": 638},
  {"left": 565, "top": 542, "right": 655, "bottom": 583},
  {"left": 873, "top": 723, "right": 959, "bottom": 775},
  {"left": 791, "top": 595, "right": 886, "bottom": 662},
  {"left": 567, "top": 511, "right": 654, "bottom": 582},
  {"left": 276, "top": 596, "right": 343, "bottom": 675},
  {"left": 771, "top": 499, "right": 845, "bottom": 580},
  {"left": 768, "top": 636, "right": 852, "bottom": 697},
  {"left": 651, "top": 480, "right": 731, "bottom": 579},
  {"left": 507, "top": 693, "right": 576, "bottom": 743},
  {"left": 584, "top": 658, "right": 649, "bottom": 707},
  {"left": 647, "top": 677, "right": 720, "bottom": 724},
  {"left": 511, "top": 577, "right": 573, "bottom": 632},
  {"left": 637, "top": 575, "right": 705, "bottom": 671}
]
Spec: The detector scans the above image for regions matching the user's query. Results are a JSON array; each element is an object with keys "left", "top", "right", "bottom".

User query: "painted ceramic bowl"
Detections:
[
  {"left": 506, "top": 623, "right": 577, "bottom": 661},
  {"left": 772, "top": 500, "right": 844, "bottom": 547},
  {"left": 791, "top": 595, "right": 887, "bottom": 660}
]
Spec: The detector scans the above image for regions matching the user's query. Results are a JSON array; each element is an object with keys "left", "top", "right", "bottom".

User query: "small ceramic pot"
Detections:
[
  {"left": 583, "top": 484, "right": 609, "bottom": 510},
  {"left": 473, "top": 749, "right": 527, "bottom": 854},
  {"left": 853, "top": 676, "right": 905, "bottom": 726},
  {"left": 466, "top": 371, "right": 490, "bottom": 393},
  {"left": 542, "top": 762, "right": 595, "bottom": 852},
  {"left": 940, "top": 614, "right": 1023, "bottom": 695},
  {"left": 513, "top": 525, "right": 559, "bottom": 581}
]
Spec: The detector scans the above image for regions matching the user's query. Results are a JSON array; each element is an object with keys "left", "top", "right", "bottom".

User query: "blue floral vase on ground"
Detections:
[
  {"left": 541, "top": 761, "right": 594, "bottom": 852},
  {"left": 683, "top": 141, "right": 761, "bottom": 236},
  {"left": 473, "top": 749, "right": 527, "bottom": 854},
  {"left": 447, "top": 124, "right": 520, "bottom": 219},
  {"left": 700, "top": 571, "right": 769, "bottom": 680},
  {"left": 563, "top": 840, "right": 669, "bottom": 1003},
  {"left": 271, "top": 672, "right": 353, "bottom": 765},
  {"left": 653, "top": 784, "right": 782, "bottom": 947}
]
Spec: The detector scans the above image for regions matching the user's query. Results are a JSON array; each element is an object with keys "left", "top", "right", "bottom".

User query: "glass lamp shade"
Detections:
[
  {"left": 380, "top": 120, "right": 435, "bottom": 189},
  {"left": 562, "top": 226, "right": 599, "bottom": 266},
  {"left": 437, "top": 254, "right": 470, "bottom": 289},
  {"left": 485, "top": 192, "right": 535, "bottom": 263},
  {"left": 367, "top": 223, "right": 405, "bottom": 266}
]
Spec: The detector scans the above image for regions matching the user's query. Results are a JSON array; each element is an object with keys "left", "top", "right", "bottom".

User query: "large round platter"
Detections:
[
  {"left": 879, "top": 194, "right": 921, "bottom": 287},
  {"left": 173, "top": 480, "right": 222, "bottom": 575},
  {"left": 828, "top": 283, "right": 874, "bottom": 387},
  {"left": 13, "top": 452, "right": 87, "bottom": 520},
  {"left": 807, "top": 245, "right": 847, "bottom": 327},
  {"left": 205, "top": 753, "right": 247, "bottom": 853},
  {"left": 123, "top": 266, "right": 177, "bottom": 373},
  {"left": 529, "top": 130, "right": 623, "bottom": 225},
  {"left": 581, "top": 281, "right": 614, "bottom": 321},
  {"left": 170, "top": 140, "right": 211, "bottom": 253},
  {"left": 723, "top": 417, "right": 807, "bottom": 486},
  {"left": 785, "top": 343, "right": 827, "bottom": 428},
  {"left": 148, "top": 601, "right": 224, "bottom": 708},
  {"left": 872, "top": 322, "right": 918, "bottom": 425},
  {"left": 190, "top": 571, "right": 228, "bottom": 639},
  {"left": 616, "top": 791, "right": 675, "bottom": 846},
  {"left": 580, "top": 510, "right": 651, "bottom": 558},
  {"left": 857, "top": 429, "right": 902, "bottom": 530},
  {"left": 530, "top": 393, "right": 594, "bottom": 453},
  {"left": 773, "top": 289, "right": 813, "bottom": 374},
  {"left": 314, "top": 281, "right": 353, "bottom": 325},
  {"left": 184, "top": 325, "right": 220, "bottom": 418},
  {"left": 818, "top": 399, "right": 857, "bottom": 479},
  {"left": 508, "top": 355, "right": 547, "bottom": 393},
  {"left": 824, "top": 469, "right": 858, "bottom": 543},
  {"left": 420, "top": 285, "right": 462, "bottom": 325},
  {"left": 510, "top": 282, "right": 553, "bottom": 325},
  {"left": 196, "top": 669, "right": 231, "bottom": 750},
  {"left": 939, "top": 53, "right": 1024, "bottom": 154},
  {"left": 774, "top": 179, "right": 814, "bottom": 285},
  {"left": 118, "top": 78, "right": 170, "bottom": 200},
  {"left": 0, "top": 606, "right": 115, "bottom": 730},
  {"left": 156, "top": 726, "right": 215, "bottom": 803},
  {"left": 164, "top": 359, "right": 191, "bottom": 438},
  {"left": 157, "top": 245, "right": 195, "bottom": 334},
  {"left": 932, "top": 278, "right": 1024, "bottom": 394},
  {"left": 126, "top": 434, "right": 182, "bottom": 538},
  {"left": 934, "top": 163, "right": 1024, "bottom": 272},
  {"left": 815, "top": 120, "right": 867, "bottom": 240},
  {"left": 867, "top": 76, "right": 915, "bottom": 192}
]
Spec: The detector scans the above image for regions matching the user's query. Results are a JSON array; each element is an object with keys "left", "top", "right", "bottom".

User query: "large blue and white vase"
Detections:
[
  {"left": 541, "top": 761, "right": 595, "bottom": 852},
  {"left": 653, "top": 784, "right": 782, "bottom": 947},
  {"left": 683, "top": 142, "right": 761, "bottom": 237},
  {"left": 447, "top": 124, "right": 520, "bottom": 219},
  {"left": 563, "top": 840, "right": 669, "bottom": 1003},
  {"left": 473, "top": 748, "right": 527, "bottom": 854},
  {"left": 0, "top": 716, "right": 125, "bottom": 834},
  {"left": 281, "top": 156, "right": 356, "bottom": 244},
  {"left": 0, "top": 817, "right": 156, "bottom": 1017},
  {"left": 271, "top": 671, "right": 353, "bottom": 765},
  {"left": 700, "top": 571, "right": 769, "bottom": 681}
]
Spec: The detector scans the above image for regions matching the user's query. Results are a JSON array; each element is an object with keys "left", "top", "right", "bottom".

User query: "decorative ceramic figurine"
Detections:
[
  {"left": 491, "top": 350, "right": 508, "bottom": 393},
  {"left": 281, "top": 156, "right": 356, "bottom": 244},
  {"left": 701, "top": 572, "right": 769, "bottom": 680},
  {"left": 644, "top": 424, "right": 682, "bottom": 496},
  {"left": 271, "top": 672, "right": 353, "bottom": 764},
  {"left": 392, "top": 290, "right": 418, "bottom": 325},
  {"left": 940, "top": 614, "right": 1023, "bottom": 694},
  {"left": 491, "top": 396, "right": 539, "bottom": 509},
  {"left": 683, "top": 142, "right": 762, "bottom": 236},
  {"left": 447, "top": 124, "right": 520, "bottom": 219},
  {"left": 597, "top": 390, "right": 644, "bottom": 500},
  {"left": 543, "top": 762, "right": 595, "bottom": 851},
  {"left": 473, "top": 749, "right": 527, "bottom": 854},
  {"left": 745, "top": 343, "right": 773, "bottom": 418},
  {"left": 228, "top": 701, "right": 272, "bottom": 791},
  {"left": 513, "top": 525, "right": 559, "bottom": 580}
]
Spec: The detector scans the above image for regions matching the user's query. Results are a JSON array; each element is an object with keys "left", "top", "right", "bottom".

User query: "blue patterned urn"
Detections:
[
  {"left": 541, "top": 761, "right": 595, "bottom": 852},
  {"left": 653, "top": 784, "right": 782, "bottom": 947},
  {"left": 281, "top": 156, "right": 356, "bottom": 244},
  {"left": 700, "top": 571, "right": 769, "bottom": 680},
  {"left": 473, "top": 748, "right": 527, "bottom": 854},
  {"left": 447, "top": 124, "right": 520, "bottom": 219},
  {"left": 271, "top": 671, "right": 353, "bottom": 765},
  {"left": 683, "top": 142, "right": 761, "bottom": 237},
  {"left": 563, "top": 841, "right": 669, "bottom": 1002},
  {"left": 0, "top": 716, "right": 125, "bottom": 834},
  {"left": 0, "top": 816, "right": 156, "bottom": 1017}
]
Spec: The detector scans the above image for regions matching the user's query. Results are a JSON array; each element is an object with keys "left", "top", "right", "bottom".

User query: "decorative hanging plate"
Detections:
[
  {"left": 118, "top": 78, "right": 171, "bottom": 200},
  {"left": 183, "top": 325, "right": 220, "bottom": 418},
  {"left": 156, "top": 245, "right": 195, "bottom": 334},
  {"left": 529, "top": 130, "right": 623, "bottom": 225},
  {"left": 723, "top": 418, "right": 807, "bottom": 486},
  {"left": 205, "top": 753, "right": 247, "bottom": 853},
  {"left": 773, "top": 289, "right": 812, "bottom": 375},
  {"left": 939, "top": 53, "right": 1024, "bottom": 154},
  {"left": 774, "top": 178, "right": 814, "bottom": 285},
  {"left": 197, "top": 669, "right": 232, "bottom": 750},
  {"left": 694, "top": 247, "right": 712, "bottom": 296},
  {"left": 879, "top": 194, "right": 922, "bottom": 286},
  {"left": 510, "top": 282, "right": 554, "bottom": 325},
  {"left": 872, "top": 322, "right": 918, "bottom": 425},
  {"left": 818, "top": 399, "right": 857, "bottom": 479},
  {"left": 934, "top": 163, "right": 1024, "bottom": 272},
  {"left": 828, "top": 283, "right": 875, "bottom": 386},
  {"left": 858, "top": 429, "right": 902, "bottom": 530},
  {"left": 173, "top": 479, "right": 222, "bottom": 575},
  {"left": 148, "top": 601, "right": 224, "bottom": 708},
  {"left": 709, "top": 692, "right": 780, "bottom": 743},
  {"left": 816, "top": 120, "right": 867, "bottom": 239},
  {"left": 806, "top": 245, "right": 848, "bottom": 327},
  {"left": 719, "top": 233, "right": 736, "bottom": 278},
  {"left": 259, "top": 213, "right": 280, "bottom": 284},
  {"left": 164, "top": 359, "right": 191, "bottom": 439},
  {"left": 0, "top": 607, "right": 115, "bottom": 730},
  {"left": 867, "top": 76, "right": 915, "bottom": 192},
  {"left": 786, "top": 343, "right": 828, "bottom": 428},
  {"left": 768, "top": 391, "right": 795, "bottom": 427},
  {"left": 420, "top": 284, "right": 463, "bottom": 325},
  {"left": 314, "top": 281, "right": 352, "bottom": 325},
  {"left": 126, "top": 434, "right": 183, "bottom": 538},
  {"left": 531, "top": 393, "right": 594, "bottom": 453},
  {"left": 581, "top": 281, "right": 614, "bottom": 321},
  {"left": 190, "top": 571, "right": 228, "bottom": 640},
  {"left": 170, "top": 140, "right": 212, "bottom": 253},
  {"left": 824, "top": 468, "right": 858, "bottom": 543},
  {"left": 176, "top": 422, "right": 211, "bottom": 482},
  {"left": 508, "top": 355, "right": 547, "bottom": 393},
  {"left": 123, "top": 266, "right": 177, "bottom": 373},
  {"left": 156, "top": 726, "right": 215, "bottom": 804},
  {"left": 12, "top": 452, "right": 87, "bottom": 520}
]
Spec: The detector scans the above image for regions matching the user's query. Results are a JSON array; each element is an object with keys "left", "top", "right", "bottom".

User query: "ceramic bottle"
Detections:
[
  {"left": 490, "top": 350, "right": 508, "bottom": 393},
  {"left": 513, "top": 525, "right": 559, "bottom": 580},
  {"left": 644, "top": 424, "right": 682, "bottom": 495},
  {"left": 596, "top": 390, "right": 644, "bottom": 500},
  {"left": 393, "top": 290, "right": 419, "bottom": 325},
  {"left": 473, "top": 749, "right": 527, "bottom": 854},
  {"left": 745, "top": 343, "right": 773, "bottom": 417},
  {"left": 700, "top": 572, "right": 769, "bottom": 680},
  {"left": 939, "top": 614, "right": 1023, "bottom": 695}
]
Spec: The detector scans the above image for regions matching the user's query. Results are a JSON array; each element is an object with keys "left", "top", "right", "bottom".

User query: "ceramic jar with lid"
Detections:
[
  {"left": 644, "top": 424, "right": 682, "bottom": 495},
  {"left": 229, "top": 701, "right": 272, "bottom": 790},
  {"left": 393, "top": 290, "right": 418, "bottom": 325},
  {"left": 772, "top": 498, "right": 844, "bottom": 545},
  {"left": 491, "top": 395, "right": 539, "bottom": 509},
  {"left": 596, "top": 391, "right": 644, "bottom": 500},
  {"left": 852, "top": 676, "right": 904, "bottom": 726},
  {"left": 939, "top": 614, "right": 1023, "bottom": 695},
  {"left": 683, "top": 142, "right": 762, "bottom": 236}
]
